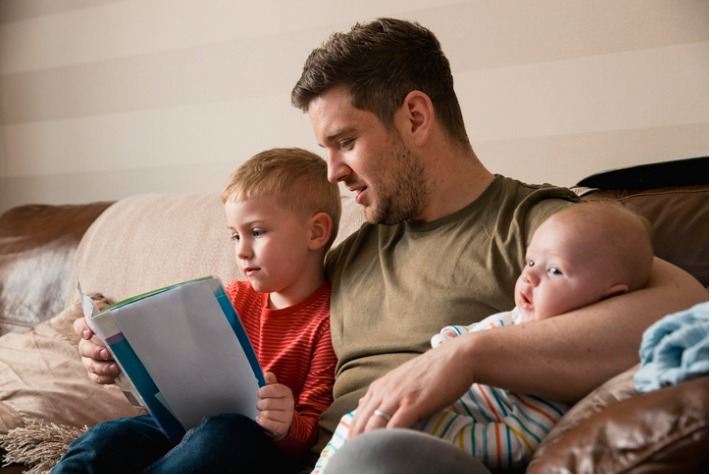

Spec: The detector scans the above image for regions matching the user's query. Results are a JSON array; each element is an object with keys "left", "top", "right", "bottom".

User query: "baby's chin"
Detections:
[{"left": 517, "top": 307, "right": 536, "bottom": 323}]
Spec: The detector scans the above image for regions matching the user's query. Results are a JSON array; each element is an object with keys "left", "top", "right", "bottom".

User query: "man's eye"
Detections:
[
  {"left": 339, "top": 139, "right": 354, "bottom": 150},
  {"left": 547, "top": 267, "right": 563, "bottom": 276}
]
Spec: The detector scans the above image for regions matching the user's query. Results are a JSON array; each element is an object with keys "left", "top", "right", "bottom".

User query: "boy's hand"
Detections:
[
  {"left": 256, "top": 372, "right": 294, "bottom": 441},
  {"left": 73, "top": 316, "right": 121, "bottom": 384}
]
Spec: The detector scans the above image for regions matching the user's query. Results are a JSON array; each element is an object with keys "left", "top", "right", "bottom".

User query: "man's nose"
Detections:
[{"left": 326, "top": 150, "right": 349, "bottom": 184}]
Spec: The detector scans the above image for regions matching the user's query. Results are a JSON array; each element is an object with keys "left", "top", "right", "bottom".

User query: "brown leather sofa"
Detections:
[
  {"left": 0, "top": 159, "right": 708, "bottom": 473},
  {"left": 0, "top": 203, "right": 113, "bottom": 336}
]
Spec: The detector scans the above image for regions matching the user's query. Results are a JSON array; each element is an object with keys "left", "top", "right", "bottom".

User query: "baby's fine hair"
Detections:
[
  {"left": 556, "top": 200, "right": 654, "bottom": 291},
  {"left": 222, "top": 147, "right": 342, "bottom": 248}
]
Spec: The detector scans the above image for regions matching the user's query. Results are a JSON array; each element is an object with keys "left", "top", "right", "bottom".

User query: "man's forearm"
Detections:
[{"left": 464, "top": 257, "right": 707, "bottom": 403}]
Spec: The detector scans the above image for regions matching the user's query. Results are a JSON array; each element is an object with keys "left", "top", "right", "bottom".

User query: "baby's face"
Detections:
[{"left": 514, "top": 215, "right": 618, "bottom": 322}]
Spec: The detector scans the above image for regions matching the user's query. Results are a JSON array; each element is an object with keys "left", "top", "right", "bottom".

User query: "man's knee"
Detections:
[{"left": 323, "top": 429, "right": 490, "bottom": 474}]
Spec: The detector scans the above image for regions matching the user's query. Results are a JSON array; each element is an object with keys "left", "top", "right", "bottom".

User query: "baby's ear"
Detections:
[
  {"left": 308, "top": 212, "right": 333, "bottom": 250},
  {"left": 604, "top": 283, "right": 629, "bottom": 299}
]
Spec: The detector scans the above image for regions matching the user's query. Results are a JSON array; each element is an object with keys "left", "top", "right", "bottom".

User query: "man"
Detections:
[
  {"left": 77, "top": 17, "right": 706, "bottom": 472},
  {"left": 290, "top": 17, "right": 706, "bottom": 472}
]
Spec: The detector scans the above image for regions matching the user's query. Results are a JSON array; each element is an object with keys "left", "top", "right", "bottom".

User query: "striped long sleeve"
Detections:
[
  {"left": 420, "top": 385, "right": 568, "bottom": 470},
  {"left": 422, "top": 309, "right": 569, "bottom": 470},
  {"left": 226, "top": 280, "right": 336, "bottom": 456}
]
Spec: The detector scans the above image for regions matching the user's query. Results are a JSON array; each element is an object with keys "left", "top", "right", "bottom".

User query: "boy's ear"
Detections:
[
  {"left": 604, "top": 283, "right": 629, "bottom": 299},
  {"left": 308, "top": 212, "right": 333, "bottom": 251}
]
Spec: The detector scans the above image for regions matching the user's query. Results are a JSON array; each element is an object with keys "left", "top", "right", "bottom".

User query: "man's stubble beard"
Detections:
[{"left": 365, "top": 142, "right": 427, "bottom": 226}]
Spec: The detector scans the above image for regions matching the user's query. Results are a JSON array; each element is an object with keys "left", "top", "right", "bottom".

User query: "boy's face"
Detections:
[
  {"left": 514, "top": 215, "right": 618, "bottom": 322},
  {"left": 224, "top": 195, "right": 314, "bottom": 301}
]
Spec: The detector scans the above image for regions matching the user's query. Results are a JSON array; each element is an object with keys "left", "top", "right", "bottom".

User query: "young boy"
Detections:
[
  {"left": 314, "top": 200, "right": 653, "bottom": 473},
  {"left": 53, "top": 148, "right": 341, "bottom": 473}
]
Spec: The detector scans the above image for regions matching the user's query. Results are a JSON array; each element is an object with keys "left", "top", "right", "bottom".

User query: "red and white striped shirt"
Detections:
[{"left": 225, "top": 280, "right": 336, "bottom": 456}]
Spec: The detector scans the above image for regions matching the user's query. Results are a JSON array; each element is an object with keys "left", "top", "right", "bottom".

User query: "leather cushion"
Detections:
[
  {"left": 0, "top": 203, "right": 112, "bottom": 334},
  {"left": 527, "top": 375, "right": 708, "bottom": 473},
  {"left": 580, "top": 185, "right": 708, "bottom": 287}
]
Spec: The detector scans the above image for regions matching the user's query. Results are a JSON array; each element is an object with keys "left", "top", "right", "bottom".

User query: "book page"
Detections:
[{"left": 112, "top": 281, "right": 260, "bottom": 430}]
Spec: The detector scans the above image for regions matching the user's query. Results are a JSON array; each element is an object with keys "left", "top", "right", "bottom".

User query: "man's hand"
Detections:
[
  {"left": 73, "top": 316, "right": 120, "bottom": 384},
  {"left": 348, "top": 335, "right": 476, "bottom": 439},
  {"left": 256, "top": 372, "right": 294, "bottom": 441}
]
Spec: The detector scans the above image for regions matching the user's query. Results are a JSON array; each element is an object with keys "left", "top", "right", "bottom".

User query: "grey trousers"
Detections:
[{"left": 322, "top": 428, "right": 491, "bottom": 474}]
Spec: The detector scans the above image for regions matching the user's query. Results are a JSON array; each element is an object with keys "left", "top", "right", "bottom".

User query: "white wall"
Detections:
[{"left": 0, "top": 0, "right": 708, "bottom": 212}]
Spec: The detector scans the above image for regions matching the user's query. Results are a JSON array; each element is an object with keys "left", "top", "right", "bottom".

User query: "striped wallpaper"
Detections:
[{"left": 0, "top": 0, "right": 708, "bottom": 212}]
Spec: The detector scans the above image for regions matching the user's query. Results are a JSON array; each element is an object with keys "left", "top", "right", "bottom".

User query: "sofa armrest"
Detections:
[
  {"left": 527, "top": 376, "right": 708, "bottom": 473},
  {"left": 0, "top": 202, "right": 112, "bottom": 335}
]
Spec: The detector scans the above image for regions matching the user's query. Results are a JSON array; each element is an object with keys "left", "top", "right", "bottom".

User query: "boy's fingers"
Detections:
[
  {"left": 264, "top": 371, "right": 277, "bottom": 385},
  {"left": 73, "top": 317, "right": 93, "bottom": 340},
  {"left": 258, "top": 383, "right": 291, "bottom": 399}
]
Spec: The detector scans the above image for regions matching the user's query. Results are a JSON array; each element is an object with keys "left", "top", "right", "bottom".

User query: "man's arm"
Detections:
[{"left": 348, "top": 257, "right": 707, "bottom": 437}]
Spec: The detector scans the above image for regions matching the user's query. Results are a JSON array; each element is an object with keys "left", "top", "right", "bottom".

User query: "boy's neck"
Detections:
[{"left": 267, "top": 261, "right": 326, "bottom": 310}]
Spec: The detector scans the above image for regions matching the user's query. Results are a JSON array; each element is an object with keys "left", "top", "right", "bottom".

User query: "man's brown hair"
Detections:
[{"left": 291, "top": 18, "right": 470, "bottom": 149}]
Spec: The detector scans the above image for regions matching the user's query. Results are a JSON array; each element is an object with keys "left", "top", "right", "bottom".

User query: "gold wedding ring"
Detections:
[{"left": 373, "top": 409, "right": 392, "bottom": 422}]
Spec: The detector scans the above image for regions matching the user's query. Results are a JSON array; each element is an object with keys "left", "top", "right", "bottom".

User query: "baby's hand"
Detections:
[
  {"left": 430, "top": 325, "right": 471, "bottom": 348},
  {"left": 256, "top": 372, "right": 294, "bottom": 441}
]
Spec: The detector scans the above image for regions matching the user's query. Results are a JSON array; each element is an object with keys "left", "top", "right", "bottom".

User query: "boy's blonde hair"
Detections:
[
  {"left": 553, "top": 200, "right": 654, "bottom": 291},
  {"left": 222, "top": 148, "right": 342, "bottom": 248}
]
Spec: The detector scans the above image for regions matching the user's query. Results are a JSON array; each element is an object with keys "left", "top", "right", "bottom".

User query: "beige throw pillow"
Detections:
[{"left": 0, "top": 296, "right": 146, "bottom": 435}]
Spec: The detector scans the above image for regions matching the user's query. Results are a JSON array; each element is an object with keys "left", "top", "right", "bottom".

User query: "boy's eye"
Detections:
[
  {"left": 230, "top": 233, "right": 239, "bottom": 242},
  {"left": 547, "top": 267, "right": 563, "bottom": 276},
  {"left": 252, "top": 229, "right": 266, "bottom": 238}
]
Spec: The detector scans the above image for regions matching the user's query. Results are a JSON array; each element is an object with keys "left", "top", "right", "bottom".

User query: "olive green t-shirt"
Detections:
[{"left": 316, "top": 175, "right": 578, "bottom": 452}]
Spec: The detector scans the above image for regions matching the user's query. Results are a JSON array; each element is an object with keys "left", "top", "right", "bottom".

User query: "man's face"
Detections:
[{"left": 307, "top": 87, "right": 426, "bottom": 225}]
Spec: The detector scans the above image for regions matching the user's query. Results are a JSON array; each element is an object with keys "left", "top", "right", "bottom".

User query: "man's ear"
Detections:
[
  {"left": 308, "top": 212, "right": 333, "bottom": 251},
  {"left": 401, "top": 90, "right": 434, "bottom": 146},
  {"left": 604, "top": 283, "right": 629, "bottom": 299}
]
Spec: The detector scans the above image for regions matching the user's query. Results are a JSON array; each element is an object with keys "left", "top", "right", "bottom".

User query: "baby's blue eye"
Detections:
[
  {"left": 527, "top": 260, "right": 535, "bottom": 267},
  {"left": 547, "top": 267, "right": 562, "bottom": 276}
]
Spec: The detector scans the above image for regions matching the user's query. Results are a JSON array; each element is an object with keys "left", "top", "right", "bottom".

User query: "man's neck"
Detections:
[{"left": 409, "top": 148, "right": 495, "bottom": 223}]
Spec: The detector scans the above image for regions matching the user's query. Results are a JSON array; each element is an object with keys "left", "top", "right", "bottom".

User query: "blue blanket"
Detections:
[{"left": 634, "top": 301, "right": 709, "bottom": 392}]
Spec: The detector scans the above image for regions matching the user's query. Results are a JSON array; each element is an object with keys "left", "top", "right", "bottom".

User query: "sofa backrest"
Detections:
[
  {"left": 65, "top": 182, "right": 707, "bottom": 312},
  {"left": 578, "top": 184, "right": 708, "bottom": 288},
  {"left": 65, "top": 193, "right": 366, "bottom": 309}
]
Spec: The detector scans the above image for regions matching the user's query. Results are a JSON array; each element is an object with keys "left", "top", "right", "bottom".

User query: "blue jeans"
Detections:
[{"left": 50, "top": 414, "right": 305, "bottom": 473}]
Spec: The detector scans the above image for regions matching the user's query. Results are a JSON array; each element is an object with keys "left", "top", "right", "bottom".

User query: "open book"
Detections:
[{"left": 79, "top": 276, "right": 264, "bottom": 440}]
